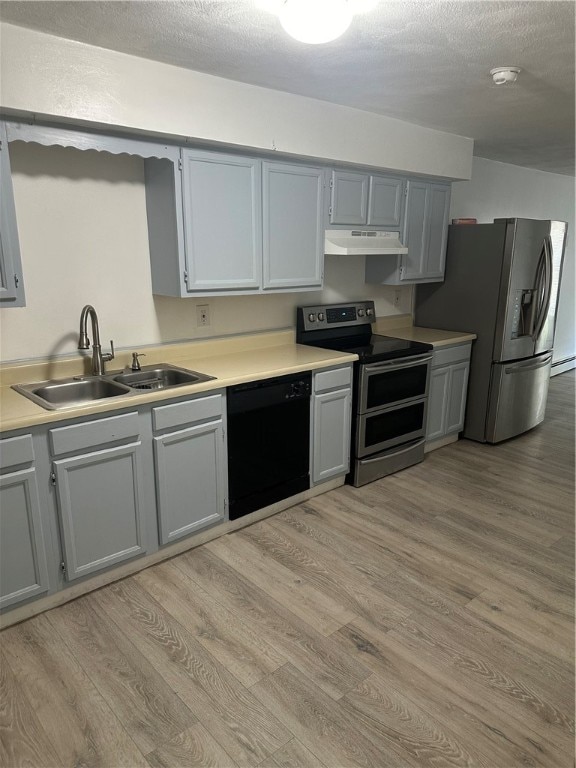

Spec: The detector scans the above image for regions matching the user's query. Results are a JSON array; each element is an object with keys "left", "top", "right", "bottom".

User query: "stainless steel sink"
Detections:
[
  {"left": 12, "top": 364, "right": 216, "bottom": 410},
  {"left": 113, "top": 364, "right": 214, "bottom": 391},
  {"left": 13, "top": 377, "right": 132, "bottom": 410}
]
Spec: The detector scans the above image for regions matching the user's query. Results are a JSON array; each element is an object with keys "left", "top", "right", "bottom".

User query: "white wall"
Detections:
[
  {"left": 0, "top": 22, "right": 472, "bottom": 181},
  {"left": 0, "top": 143, "right": 410, "bottom": 362},
  {"left": 450, "top": 157, "right": 575, "bottom": 369}
]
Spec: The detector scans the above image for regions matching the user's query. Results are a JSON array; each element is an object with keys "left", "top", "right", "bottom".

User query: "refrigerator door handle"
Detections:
[
  {"left": 533, "top": 236, "right": 553, "bottom": 341},
  {"left": 504, "top": 354, "right": 553, "bottom": 374}
]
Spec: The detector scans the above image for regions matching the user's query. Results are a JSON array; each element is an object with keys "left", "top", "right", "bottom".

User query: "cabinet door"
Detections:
[
  {"left": 181, "top": 150, "right": 262, "bottom": 291},
  {"left": 313, "top": 388, "right": 352, "bottom": 484},
  {"left": 263, "top": 162, "right": 324, "bottom": 290},
  {"left": 0, "top": 123, "right": 25, "bottom": 306},
  {"left": 54, "top": 443, "right": 146, "bottom": 581},
  {"left": 154, "top": 420, "right": 225, "bottom": 544},
  {"left": 426, "top": 367, "right": 450, "bottom": 441},
  {"left": 0, "top": 468, "right": 49, "bottom": 608},
  {"left": 367, "top": 175, "right": 405, "bottom": 228},
  {"left": 329, "top": 171, "right": 368, "bottom": 225},
  {"left": 424, "top": 183, "right": 451, "bottom": 279},
  {"left": 401, "top": 180, "right": 429, "bottom": 281},
  {"left": 445, "top": 362, "right": 470, "bottom": 434}
]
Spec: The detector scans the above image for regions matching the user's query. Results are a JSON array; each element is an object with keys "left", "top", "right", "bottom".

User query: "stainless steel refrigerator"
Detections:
[{"left": 415, "top": 218, "right": 567, "bottom": 443}]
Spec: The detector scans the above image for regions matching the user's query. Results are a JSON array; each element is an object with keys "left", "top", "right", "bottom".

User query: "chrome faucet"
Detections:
[{"left": 78, "top": 305, "right": 115, "bottom": 375}]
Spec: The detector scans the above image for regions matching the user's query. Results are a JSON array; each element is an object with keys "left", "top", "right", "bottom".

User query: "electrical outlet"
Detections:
[
  {"left": 197, "top": 304, "right": 210, "bottom": 327},
  {"left": 394, "top": 289, "right": 402, "bottom": 308}
]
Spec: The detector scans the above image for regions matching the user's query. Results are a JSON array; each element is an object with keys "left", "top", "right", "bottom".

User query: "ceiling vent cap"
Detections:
[{"left": 490, "top": 66, "right": 522, "bottom": 85}]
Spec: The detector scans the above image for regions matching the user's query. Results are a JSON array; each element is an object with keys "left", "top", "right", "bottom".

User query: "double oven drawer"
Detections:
[{"left": 356, "top": 353, "right": 432, "bottom": 456}]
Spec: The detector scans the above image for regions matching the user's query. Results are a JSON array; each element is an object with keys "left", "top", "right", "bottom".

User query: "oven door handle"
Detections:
[
  {"left": 364, "top": 354, "right": 433, "bottom": 372},
  {"left": 359, "top": 438, "right": 426, "bottom": 463}
]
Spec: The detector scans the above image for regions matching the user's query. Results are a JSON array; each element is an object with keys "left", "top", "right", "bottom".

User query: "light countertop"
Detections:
[
  {"left": 0, "top": 330, "right": 357, "bottom": 433},
  {"left": 372, "top": 314, "right": 476, "bottom": 348}
]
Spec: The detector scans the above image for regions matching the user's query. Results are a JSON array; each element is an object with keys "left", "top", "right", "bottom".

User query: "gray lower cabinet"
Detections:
[
  {"left": 154, "top": 415, "right": 226, "bottom": 545},
  {"left": 0, "top": 435, "right": 49, "bottom": 608},
  {"left": 312, "top": 366, "right": 352, "bottom": 484},
  {"left": 426, "top": 344, "right": 471, "bottom": 444},
  {"left": 50, "top": 412, "right": 147, "bottom": 581},
  {"left": 0, "top": 122, "right": 25, "bottom": 306},
  {"left": 365, "top": 180, "right": 451, "bottom": 285}
]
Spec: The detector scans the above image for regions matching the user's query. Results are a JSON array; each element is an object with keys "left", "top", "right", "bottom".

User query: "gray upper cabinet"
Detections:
[
  {"left": 329, "top": 170, "right": 405, "bottom": 229},
  {"left": 0, "top": 435, "right": 49, "bottom": 609},
  {"left": 181, "top": 150, "right": 262, "bottom": 292},
  {"left": 367, "top": 175, "right": 405, "bottom": 228},
  {"left": 329, "top": 170, "right": 369, "bottom": 225},
  {"left": 365, "top": 179, "right": 451, "bottom": 285},
  {"left": 50, "top": 413, "right": 147, "bottom": 581},
  {"left": 146, "top": 149, "right": 324, "bottom": 296},
  {"left": 0, "top": 123, "right": 26, "bottom": 306},
  {"left": 402, "top": 180, "right": 451, "bottom": 281},
  {"left": 262, "top": 162, "right": 323, "bottom": 290}
]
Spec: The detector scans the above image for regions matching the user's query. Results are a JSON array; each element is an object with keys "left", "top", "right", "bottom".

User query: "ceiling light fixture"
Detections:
[
  {"left": 277, "top": 0, "right": 377, "bottom": 44},
  {"left": 490, "top": 66, "right": 522, "bottom": 85}
]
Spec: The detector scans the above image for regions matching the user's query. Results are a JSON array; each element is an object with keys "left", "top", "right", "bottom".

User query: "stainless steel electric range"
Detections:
[{"left": 297, "top": 301, "right": 433, "bottom": 487}]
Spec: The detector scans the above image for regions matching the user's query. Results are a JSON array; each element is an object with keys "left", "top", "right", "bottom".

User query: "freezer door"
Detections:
[
  {"left": 534, "top": 221, "right": 567, "bottom": 355},
  {"left": 494, "top": 219, "right": 553, "bottom": 363},
  {"left": 485, "top": 353, "right": 552, "bottom": 443}
]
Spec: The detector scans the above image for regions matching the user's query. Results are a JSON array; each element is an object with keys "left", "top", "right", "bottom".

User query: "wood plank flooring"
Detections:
[{"left": 1, "top": 371, "right": 574, "bottom": 768}]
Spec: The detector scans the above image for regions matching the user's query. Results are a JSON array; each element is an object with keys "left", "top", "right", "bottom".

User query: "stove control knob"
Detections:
[
  {"left": 318, "top": 312, "right": 325, "bottom": 322},
  {"left": 366, "top": 307, "right": 374, "bottom": 317},
  {"left": 357, "top": 308, "right": 365, "bottom": 317},
  {"left": 308, "top": 313, "right": 316, "bottom": 322}
]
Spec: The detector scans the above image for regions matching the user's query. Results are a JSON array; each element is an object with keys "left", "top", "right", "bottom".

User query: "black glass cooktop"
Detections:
[{"left": 305, "top": 334, "right": 432, "bottom": 363}]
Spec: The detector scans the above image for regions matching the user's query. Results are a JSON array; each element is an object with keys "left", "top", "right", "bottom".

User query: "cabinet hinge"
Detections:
[
  {"left": 404, "top": 185, "right": 408, "bottom": 196},
  {"left": 60, "top": 561, "right": 66, "bottom": 575},
  {"left": 328, "top": 206, "right": 333, "bottom": 216},
  {"left": 14, "top": 274, "right": 19, "bottom": 288},
  {"left": 329, "top": 179, "right": 334, "bottom": 189},
  {"left": 183, "top": 269, "right": 188, "bottom": 282},
  {"left": 50, "top": 471, "right": 56, "bottom": 486},
  {"left": 178, "top": 158, "right": 183, "bottom": 171}
]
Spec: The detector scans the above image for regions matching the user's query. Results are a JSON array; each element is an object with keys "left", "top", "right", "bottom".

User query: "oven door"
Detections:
[
  {"left": 356, "top": 398, "right": 428, "bottom": 457},
  {"left": 358, "top": 354, "right": 432, "bottom": 414}
]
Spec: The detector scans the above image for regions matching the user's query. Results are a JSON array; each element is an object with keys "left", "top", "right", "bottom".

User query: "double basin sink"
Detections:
[{"left": 13, "top": 364, "right": 216, "bottom": 411}]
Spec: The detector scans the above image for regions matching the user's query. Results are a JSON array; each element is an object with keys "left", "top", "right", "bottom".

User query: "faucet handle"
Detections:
[
  {"left": 131, "top": 352, "right": 146, "bottom": 371},
  {"left": 102, "top": 339, "right": 115, "bottom": 363}
]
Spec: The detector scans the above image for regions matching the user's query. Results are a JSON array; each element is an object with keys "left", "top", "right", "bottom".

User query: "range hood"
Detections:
[{"left": 325, "top": 229, "right": 407, "bottom": 255}]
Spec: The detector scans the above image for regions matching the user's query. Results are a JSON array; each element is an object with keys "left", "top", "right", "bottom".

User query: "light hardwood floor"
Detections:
[{"left": 1, "top": 371, "right": 574, "bottom": 768}]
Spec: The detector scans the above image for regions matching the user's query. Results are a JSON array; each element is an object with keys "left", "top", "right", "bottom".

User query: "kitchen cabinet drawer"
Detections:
[
  {"left": 0, "top": 433, "right": 35, "bottom": 471},
  {"left": 432, "top": 343, "right": 472, "bottom": 368},
  {"left": 49, "top": 412, "right": 140, "bottom": 456},
  {"left": 152, "top": 393, "right": 223, "bottom": 432},
  {"left": 314, "top": 366, "right": 353, "bottom": 393}
]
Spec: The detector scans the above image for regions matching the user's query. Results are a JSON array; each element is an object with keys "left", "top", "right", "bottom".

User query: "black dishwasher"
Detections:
[{"left": 227, "top": 372, "right": 311, "bottom": 520}]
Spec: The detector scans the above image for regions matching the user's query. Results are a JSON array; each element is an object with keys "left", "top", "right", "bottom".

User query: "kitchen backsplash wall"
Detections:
[{"left": 0, "top": 143, "right": 412, "bottom": 363}]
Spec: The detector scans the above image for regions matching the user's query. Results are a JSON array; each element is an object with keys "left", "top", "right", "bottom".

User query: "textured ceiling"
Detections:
[{"left": 1, "top": 0, "right": 574, "bottom": 175}]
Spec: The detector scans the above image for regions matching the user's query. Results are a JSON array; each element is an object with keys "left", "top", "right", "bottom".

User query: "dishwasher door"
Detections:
[
  {"left": 485, "top": 353, "right": 552, "bottom": 443},
  {"left": 227, "top": 373, "right": 311, "bottom": 519}
]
